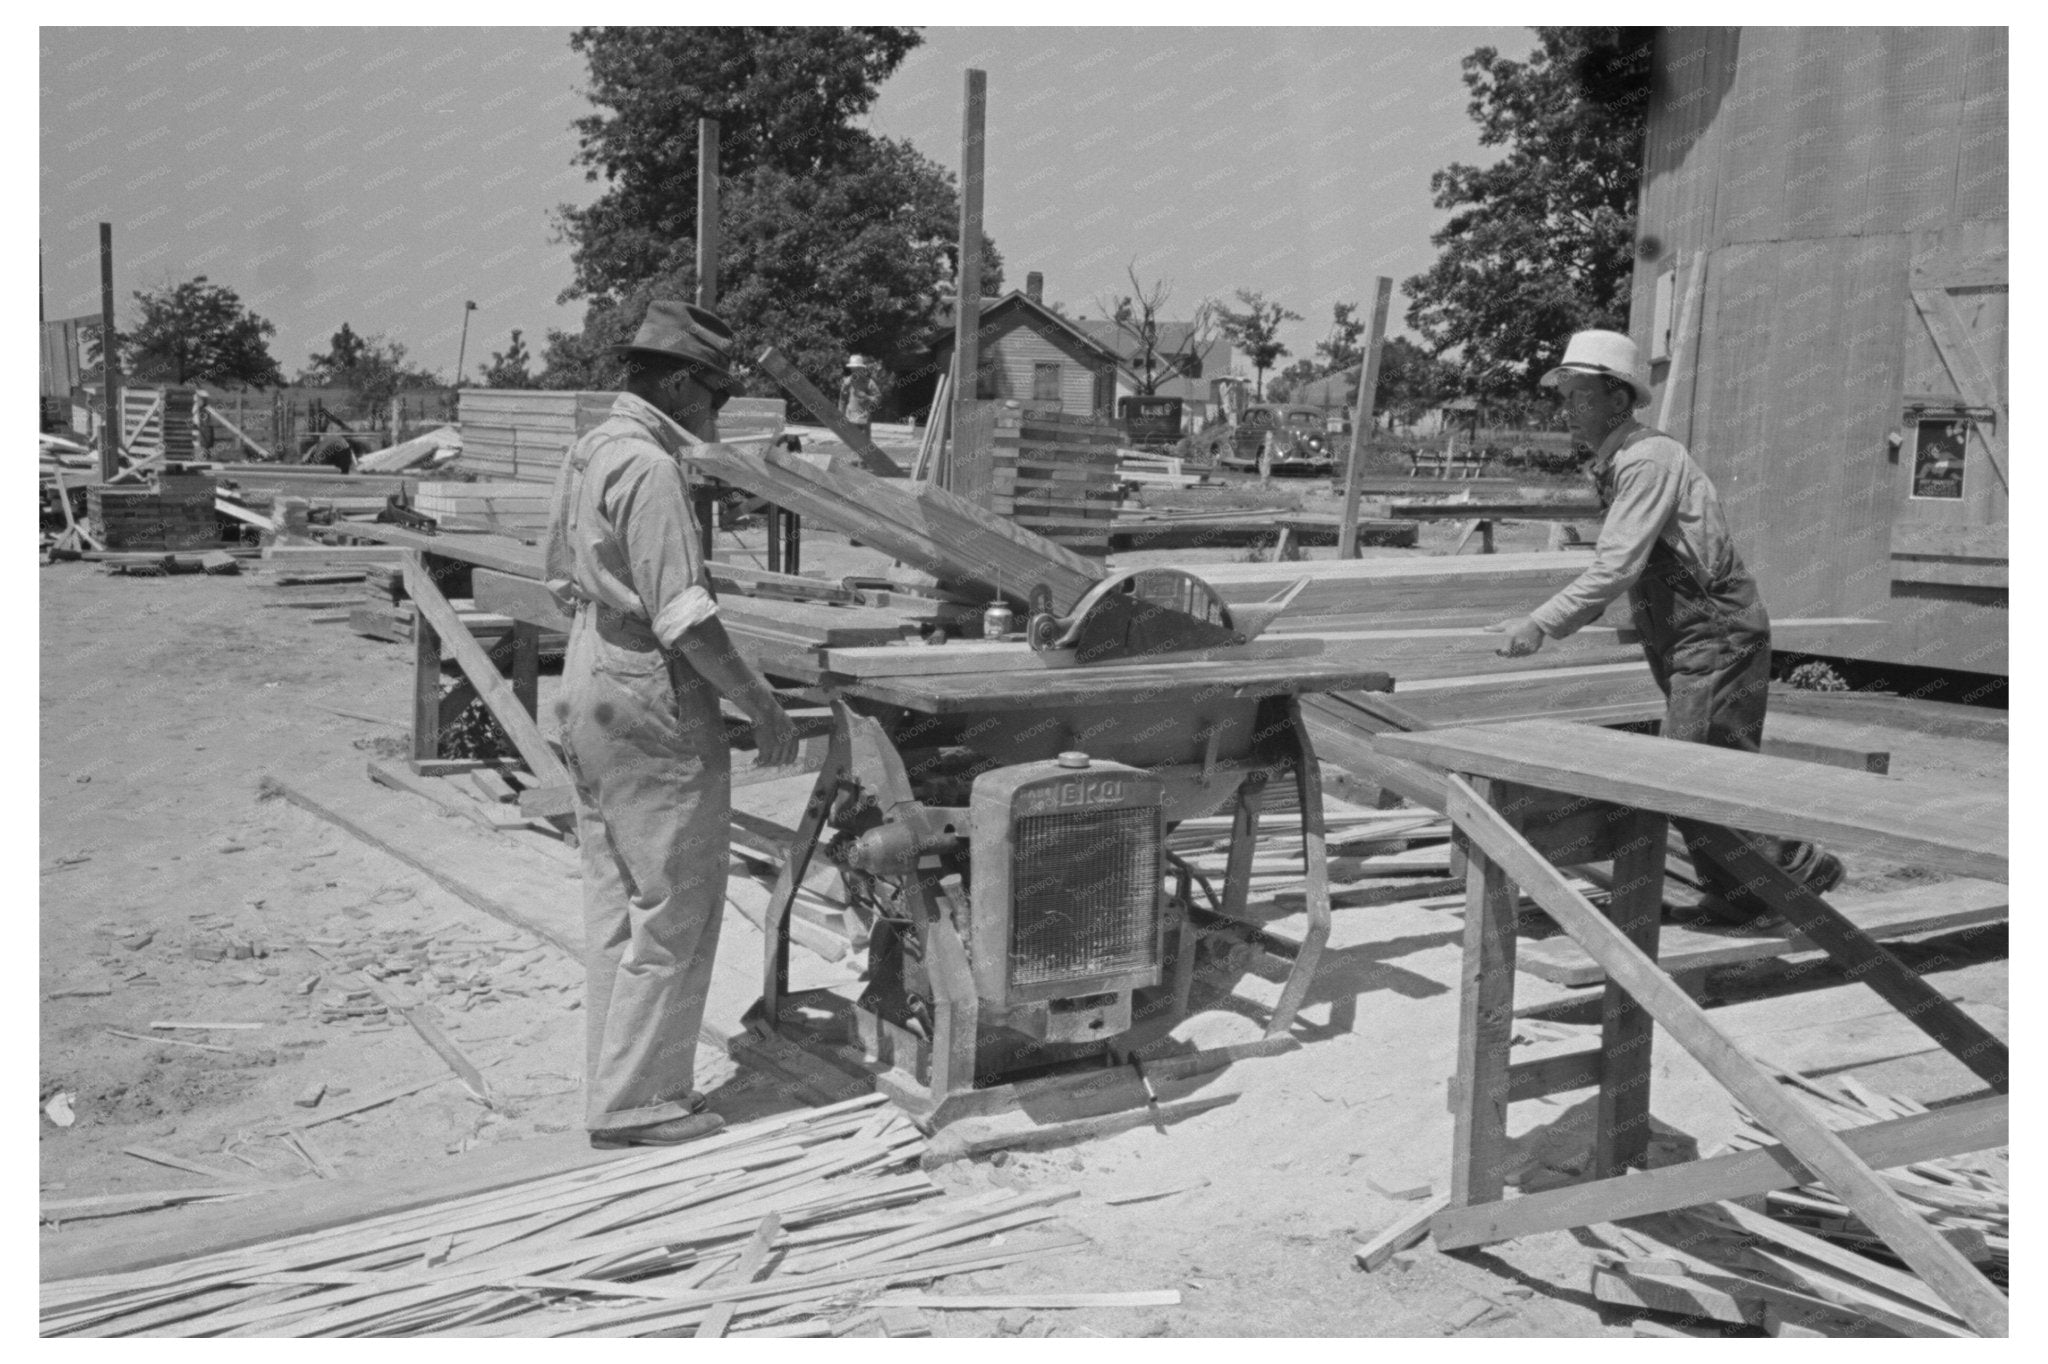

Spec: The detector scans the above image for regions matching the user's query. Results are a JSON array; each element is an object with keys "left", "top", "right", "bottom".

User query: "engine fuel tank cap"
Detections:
[{"left": 1056, "top": 750, "right": 1091, "bottom": 769}]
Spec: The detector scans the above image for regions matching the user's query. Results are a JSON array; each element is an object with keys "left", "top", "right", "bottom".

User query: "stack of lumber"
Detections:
[
  {"left": 39, "top": 1094, "right": 1107, "bottom": 1338},
  {"left": 1166, "top": 806, "right": 1454, "bottom": 904},
  {"left": 413, "top": 482, "right": 554, "bottom": 537},
  {"left": 1585, "top": 1076, "right": 2006, "bottom": 1338},
  {"left": 454, "top": 390, "right": 615, "bottom": 484},
  {"left": 956, "top": 403, "right": 1123, "bottom": 557},
  {"left": 88, "top": 474, "right": 221, "bottom": 551},
  {"left": 454, "top": 391, "right": 789, "bottom": 485}
]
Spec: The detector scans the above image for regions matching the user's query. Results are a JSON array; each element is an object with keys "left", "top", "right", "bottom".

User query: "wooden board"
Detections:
[
  {"left": 1516, "top": 878, "right": 2009, "bottom": 987},
  {"left": 817, "top": 635, "right": 1322, "bottom": 677},
  {"left": 1377, "top": 720, "right": 2004, "bottom": 880},
  {"left": 675, "top": 433, "right": 1102, "bottom": 613},
  {"left": 1439, "top": 776, "right": 2008, "bottom": 1337},
  {"left": 800, "top": 657, "right": 1392, "bottom": 716}
]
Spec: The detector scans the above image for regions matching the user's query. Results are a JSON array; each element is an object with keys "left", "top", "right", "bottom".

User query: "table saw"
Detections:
[{"left": 738, "top": 567, "right": 1392, "bottom": 1126}]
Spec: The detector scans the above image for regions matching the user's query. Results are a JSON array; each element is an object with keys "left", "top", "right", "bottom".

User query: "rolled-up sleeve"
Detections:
[
  {"left": 608, "top": 452, "right": 719, "bottom": 649},
  {"left": 1528, "top": 456, "right": 1681, "bottom": 638}
]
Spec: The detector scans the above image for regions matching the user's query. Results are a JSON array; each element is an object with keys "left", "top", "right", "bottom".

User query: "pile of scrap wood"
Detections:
[
  {"left": 39, "top": 1095, "right": 1143, "bottom": 1338},
  {"left": 1586, "top": 1075, "right": 2007, "bottom": 1338}
]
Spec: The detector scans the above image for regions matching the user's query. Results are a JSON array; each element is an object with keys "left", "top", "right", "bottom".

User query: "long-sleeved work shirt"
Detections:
[
  {"left": 1528, "top": 420, "right": 1751, "bottom": 640},
  {"left": 543, "top": 391, "right": 719, "bottom": 649}
]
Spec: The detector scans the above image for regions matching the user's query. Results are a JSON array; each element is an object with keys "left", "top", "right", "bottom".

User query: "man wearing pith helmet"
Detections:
[
  {"left": 1487, "top": 329, "right": 1843, "bottom": 924},
  {"left": 543, "top": 300, "right": 800, "bottom": 1147}
]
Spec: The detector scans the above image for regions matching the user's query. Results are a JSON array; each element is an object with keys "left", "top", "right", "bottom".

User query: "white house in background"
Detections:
[{"left": 1065, "top": 317, "right": 1240, "bottom": 427}]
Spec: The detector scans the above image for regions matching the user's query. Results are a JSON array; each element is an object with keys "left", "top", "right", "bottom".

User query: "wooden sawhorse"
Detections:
[{"left": 1376, "top": 719, "right": 2009, "bottom": 1336}]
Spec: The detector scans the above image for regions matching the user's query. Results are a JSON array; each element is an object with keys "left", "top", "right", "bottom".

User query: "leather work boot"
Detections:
[{"left": 589, "top": 1112, "right": 725, "bottom": 1149}]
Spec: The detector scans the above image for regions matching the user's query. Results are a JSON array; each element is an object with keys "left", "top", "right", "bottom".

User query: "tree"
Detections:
[
  {"left": 479, "top": 330, "right": 535, "bottom": 389},
  {"left": 544, "top": 28, "right": 1002, "bottom": 393},
  {"left": 557, "top": 26, "right": 921, "bottom": 304},
  {"left": 1092, "top": 263, "right": 1216, "bottom": 396},
  {"left": 1376, "top": 337, "right": 1458, "bottom": 426},
  {"left": 1265, "top": 358, "right": 1322, "bottom": 404},
  {"left": 1313, "top": 302, "right": 1366, "bottom": 373},
  {"left": 297, "top": 325, "right": 443, "bottom": 415},
  {"left": 87, "top": 277, "right": 284, "bottom": 387},
  {"left": 543, "top": 137, "right": 1002, "bottom": 392},
  {"left": 1217, "top": 290, "right": 1303, "bottom": 399},
  {"left": 1402, "top": 27, "right": 1649, "bottom": 401},
  {"left": 307, "top": 322, "right": 368, "bottom": 378}
]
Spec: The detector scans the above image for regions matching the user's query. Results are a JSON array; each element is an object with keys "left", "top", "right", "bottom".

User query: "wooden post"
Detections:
[
  {"left": 951, "top": 68, "right": 987, "bottom": 499},
  {"left": 1449, "top": 776, "right": 1519, "bottom": 1209},
  {"left": 696, "top": 118, "right": 719, "bottom": 309},
  {"left": 98, "top": 223, "right": 119, "bottom": 482},
  {"left": 411, "top": 592, "right": 444, "bottom": 762},
  {"left": 1594, "top": 807, "right": 1667, "bottom": 1178},
  {"left": 1336, "top": 277, "right": 1393, "bottom": 558}
]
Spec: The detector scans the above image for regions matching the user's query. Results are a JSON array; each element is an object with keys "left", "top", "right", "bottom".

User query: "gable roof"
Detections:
[
  {"left": 1071, "top": 319, "right": 1237, "bottom": 402},
  {"left": 933, "top": 291, "right": 1121, "bottom": 364}
]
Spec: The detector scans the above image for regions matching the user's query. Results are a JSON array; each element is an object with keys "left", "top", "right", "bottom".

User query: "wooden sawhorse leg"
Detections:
[
  {"left": 1596, "top": 807, "right": 1666, "bottom": 1178},
  {"left": 1449, "top": 776, "right": 1519, "bottom": 1208},
  {"left": 1437, "top": 774, "right": 2009, "bottom": 1337}
]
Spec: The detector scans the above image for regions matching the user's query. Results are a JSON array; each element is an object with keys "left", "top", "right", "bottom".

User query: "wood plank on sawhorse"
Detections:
[
  {"left": 1391, "top": 727, "right": 2011, "bottom": 1335},
  {"left": 402, "top": 551, "right": 573, "bottom": 796}
]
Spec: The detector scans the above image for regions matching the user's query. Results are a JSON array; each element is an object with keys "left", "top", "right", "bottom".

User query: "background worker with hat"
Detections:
[
  {"left": 839, "top": 353, "right": 883, "bottom": 445},
  {"left": 1486, "top": 329, "right": 1843, "bottom": 924},
  {"left": 543, "top": 300, "right": 800, "bottom": 1147}
]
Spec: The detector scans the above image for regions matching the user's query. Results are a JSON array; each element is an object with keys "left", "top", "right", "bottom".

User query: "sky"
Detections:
[{"left": 39, "top": 25, "right": 1535, "bottom": 383}]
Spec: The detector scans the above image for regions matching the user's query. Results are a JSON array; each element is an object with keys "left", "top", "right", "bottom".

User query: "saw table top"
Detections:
[{"left": 773, "top": 654, "right": 1392, "bottom": 714}]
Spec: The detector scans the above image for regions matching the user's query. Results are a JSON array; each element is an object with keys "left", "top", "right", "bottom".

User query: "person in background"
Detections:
[
  {"left": 839, "top": 354, "right": 882, "bottom": 444},
  {"left": 1486, "top": 329, "right": 1843, "bottom": 924},
  {"left": 543, "top": 300, "right": 799, "bottom": 1148}
]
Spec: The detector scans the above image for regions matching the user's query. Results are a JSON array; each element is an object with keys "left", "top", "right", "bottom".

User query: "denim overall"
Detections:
[{"left": 1601, "top": 428, "right": 1825, "bottom": 922}]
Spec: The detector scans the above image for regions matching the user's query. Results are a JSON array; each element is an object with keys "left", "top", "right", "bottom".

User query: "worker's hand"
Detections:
[
  {"left": 1485, "top": 616, "right": 1546, "bottom": 659},
  {"left": 746, "top": 698, "right": 801, "bottom": 768}
]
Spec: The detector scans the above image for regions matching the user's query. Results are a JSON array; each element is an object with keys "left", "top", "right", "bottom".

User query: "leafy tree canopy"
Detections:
[
  {"left": 1403, "top": 27, "right": 1649, "bottom": 401},
  {"left": 1217, "top": 290, "right": 1303, "bottom": 399},
  {"left": 88, "top": 277, "right": 284, "bottom": 388},
  {"left": 297, "top": 326, "right": 444, "bottom": 412},
  {"left": 545, "top": 26, "right": 1000, "bottom": 394},
  {"left": 480, "top": 329, "right": 536, "bottom": 389}
]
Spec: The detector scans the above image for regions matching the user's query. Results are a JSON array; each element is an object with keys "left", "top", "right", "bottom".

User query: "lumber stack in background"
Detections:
[
  {"left": 413, "top": 482, "right": 555, "bottom": 537},
  {"left": 88, "top": 474, "right": 221, "bottom": 551},
  {"left": 955, "top": 403, "right": 1123, "bottom": 557},
  {"left": 454, "top": 390, "right": 788, "bottom": 484}
]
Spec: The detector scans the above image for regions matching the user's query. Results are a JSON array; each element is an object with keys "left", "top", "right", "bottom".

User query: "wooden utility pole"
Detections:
[
  {"left": 696, "top": 118, "right": 720, "bottom": 309},
  {"left": 98, "top": 223, "right": 120, "bottom": 482},
  {"left": 948, "top": 68, "right": 987, "bottom": 497},
  {"left": 1336, "top": 276, "right": 1395, "bottom": 559}
]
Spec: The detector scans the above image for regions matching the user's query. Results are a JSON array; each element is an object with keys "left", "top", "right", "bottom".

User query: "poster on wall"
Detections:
[{"left": 1910, "top": 416, "right": 1969, "bottom": 499}]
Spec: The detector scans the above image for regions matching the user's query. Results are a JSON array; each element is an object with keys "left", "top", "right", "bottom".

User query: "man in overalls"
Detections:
[
  {"left": 544, "top": 301, "right": 799, "bottom": 1147},
  {"left": 1488, "top": 330, "right": 1843, "bottom": 924}
]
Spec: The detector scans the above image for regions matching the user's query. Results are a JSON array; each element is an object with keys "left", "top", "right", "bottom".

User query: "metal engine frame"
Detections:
[{"left": 744, "top": 687, "right": 1338, "bottom": 1128}]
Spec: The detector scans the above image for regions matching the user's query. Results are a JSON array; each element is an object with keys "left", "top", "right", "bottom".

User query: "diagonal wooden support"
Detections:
[
  {"left": 1439, "top": 775, "right": 2007, "bottom": 1336},
  {"left": 402, "top": 551, "right": 571, "bottom": 791},
  {"left": 1688, "top": 824, "right": 2008, "bottom": 1092},
  {"left": 1434, "top": 1094, "right": 2006, "bottom": 1253},
  {"left": 756, "top": 346, "right": 903, "bottom": 477}
]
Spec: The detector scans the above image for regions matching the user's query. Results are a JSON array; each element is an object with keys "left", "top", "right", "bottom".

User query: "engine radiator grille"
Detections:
[{"left": 1009, "top": 807, "right": 1160, "bottom": 988}]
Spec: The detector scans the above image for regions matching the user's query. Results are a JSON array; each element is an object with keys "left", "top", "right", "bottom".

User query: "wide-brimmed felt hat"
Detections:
[
  {"left": 610, "top": 301, "right": 739, "bottom": 393},
  {"left": 1540, "top": 329, "right": 1652, "bottom": 409},
  {"left": 845, "top": 354, "right": 874, "bottom": 370}
]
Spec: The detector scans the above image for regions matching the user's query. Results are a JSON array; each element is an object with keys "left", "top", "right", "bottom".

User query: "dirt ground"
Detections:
[{"left": 38, "top": 496, "right": 2008, "bottom": 1337}]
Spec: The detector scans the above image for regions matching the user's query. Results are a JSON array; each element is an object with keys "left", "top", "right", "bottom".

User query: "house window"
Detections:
[
  {"left": 1033, "top": 362, "right": 1063, "bottom": 403},
  {"left": 1909, "top": 414, "right": 1971, "bottom": 500}
]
